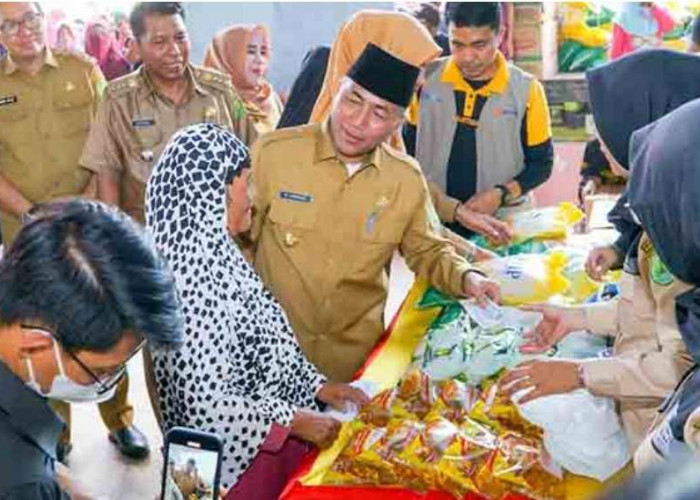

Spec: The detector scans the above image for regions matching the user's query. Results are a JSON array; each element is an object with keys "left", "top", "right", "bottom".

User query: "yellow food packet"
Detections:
[
  {"left": 490, "top": 431, "right": 565, "bottom": 499},
  {"left": 392, "top": 416, "right": 458, "bottom": 491},
  {"left": 376, "top": 420, "right": 427, "bottom": 488},
  {"left": 469, "top": 377, "right": 542, "bottom": 438},
  {"left": 506, "top": 202, "right": 584, "bottom": 242},
  {"left": 325, "top": 424, "right": 387, "bottom": 486},
  {"left": 433, "top": 417, "right": 499, "bottom": 499},
  {"left": 477, "top": 251, "right": 570, "bottom": 306},
  {"left": 393, "top": 370, "right": 436, "bottom": 420},
  {"left": 430, "top": 378, "right": 477, "bottom": 422},
  {"left": 358, "top": 388, "right": 397, "bottom": 427}
]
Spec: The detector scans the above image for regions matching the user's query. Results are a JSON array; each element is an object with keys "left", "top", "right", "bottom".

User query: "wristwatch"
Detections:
[{"left": 494, "top": 184, "right": 511, "bottom": 206}]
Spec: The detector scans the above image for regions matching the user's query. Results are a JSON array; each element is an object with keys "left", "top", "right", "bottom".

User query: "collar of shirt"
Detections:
[
  {"left": 0, "top": 360, "right": 63, "bottom": 460},
  {"left": 138, "top": 63, "right": 209, "bottom": 102},
  {"left": 314, "top": 119, "right": 382, "bottom": 172},
  {"left": 440, "top": 50, "right": 509, "bottom": 96},
  {"left": 2, "top": 47, "right": 59, "bottom": 77}
]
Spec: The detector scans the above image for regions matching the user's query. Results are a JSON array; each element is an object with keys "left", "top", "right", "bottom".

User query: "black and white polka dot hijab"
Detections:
[{"left": 146, "top": 123, "right": 326, "bottom": 487}]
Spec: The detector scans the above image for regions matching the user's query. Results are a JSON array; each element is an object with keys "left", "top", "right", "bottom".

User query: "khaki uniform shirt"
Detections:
[
  {"left": 580, "top": 233, "right": 693, "bottom": 451},
  {"left": 0, "top": 49, "right": 104, "bottom": 241},
  {"left": 80, "top": 64, "right": 255, "bottom": 222},
  {"left": 251, "top": 122, "right": 474, "bottom": 382}
]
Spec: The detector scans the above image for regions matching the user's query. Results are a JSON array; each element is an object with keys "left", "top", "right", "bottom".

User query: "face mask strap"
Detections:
[
  {"left": 52, "top": 337, "right": 67, "bottom": 376},
  {"left": 24, "top": 357, "right": 37, "bottom": 385}
]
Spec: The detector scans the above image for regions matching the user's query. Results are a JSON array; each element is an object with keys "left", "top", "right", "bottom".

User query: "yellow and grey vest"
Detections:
[{"left": 416, "top": 57, "right": 533, "bottom": 196}]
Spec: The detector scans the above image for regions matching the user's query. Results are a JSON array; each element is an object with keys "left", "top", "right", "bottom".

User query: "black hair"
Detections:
[
  {"left": 0, "top": 199, "right": 183, "bottom": 352},
  {"left": 130, "top": 2, "right": 185, "bottom": 41},
  {"left": 414, "top": 4, "right": 441, "bottom": 30},
  {"left": 224, "top": 152, "right": 251, "bottom": 185},
  {"left": 446, "top": 2, "right": 501, "bottom": 32}
]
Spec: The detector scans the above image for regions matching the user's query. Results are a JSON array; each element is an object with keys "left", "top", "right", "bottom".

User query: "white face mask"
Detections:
[{"left": 25, "top": 337, "right": 117, "bottom": 404}]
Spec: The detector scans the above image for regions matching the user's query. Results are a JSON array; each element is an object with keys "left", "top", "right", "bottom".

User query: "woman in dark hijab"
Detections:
[
  {"left": 502, "top": 65, "right": 700, "bottom": 450},
  {"left": 626, "top": 99, "right": 700, "bottom": 470},
  {"left": 582, "top": 48, "right": 700, "bottom": 281},
  {"left": 276, "top": 46, "right": 330, "bottom": 129}
]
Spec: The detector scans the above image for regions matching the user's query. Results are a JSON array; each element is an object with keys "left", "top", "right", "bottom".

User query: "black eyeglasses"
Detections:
[
  {"left": 0, "top": 11, "right": 43, "bottom": 37},
  {"left": 21, "top": 325, "right": 146, "bottom": 396}
]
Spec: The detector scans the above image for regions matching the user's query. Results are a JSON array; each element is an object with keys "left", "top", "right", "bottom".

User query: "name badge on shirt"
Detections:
[
  {"left": 132, "top": 118, "right": 156, "bottom": 128},
  {"left": 0, "top": 95, "right": 18, "bottom": 107},
  {"left": 279, "top": 191, "right": 312, "bottom": 203}
]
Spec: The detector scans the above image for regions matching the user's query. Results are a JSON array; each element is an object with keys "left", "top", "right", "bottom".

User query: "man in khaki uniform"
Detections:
[
  {"left": 80, "top": 2, "right": 255, "bottom": 224},
  {"left": 0, "top": 2, "right": 100, "bottom": 242},
  {"left": 0, "top": 2, "right": 146, "bottom": 462},
  {"left": 251, "top": 44, "right": 499, "bottom": 382},
  {"left": 80, "top": 3, "right": 254, "bottom": 452}
]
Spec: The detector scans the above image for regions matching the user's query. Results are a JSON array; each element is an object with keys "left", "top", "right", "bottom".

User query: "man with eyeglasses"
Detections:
[
  {"left": 0, "top": 2, "right": 156, "bottom": 463},
  {"left": 0, "top": 199, "right": 183, "bottom": 499},
  {"left": 0, "top": 3, "right": 103, "bottom": 242}
]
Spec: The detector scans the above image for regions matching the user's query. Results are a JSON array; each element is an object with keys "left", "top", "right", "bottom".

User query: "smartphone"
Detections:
[{"left": 161, "top": 427, "right": 223, "bottom": 500}]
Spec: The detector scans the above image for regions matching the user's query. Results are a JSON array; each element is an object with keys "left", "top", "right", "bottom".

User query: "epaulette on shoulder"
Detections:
[
  {"left": 105, "top": 72, "right": 141, "bottom": 98},
  {"left": 256, "top": 123, "right": 315, "bottom": 149},
  {"left": 53, "top": 49, "right": 97, "bottom": 69},
  {"left": 191, "top": 65, "right": 233, "bottom": 93}
]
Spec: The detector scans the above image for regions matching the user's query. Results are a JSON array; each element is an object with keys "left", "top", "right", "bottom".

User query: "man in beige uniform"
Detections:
[
  {"left": 251, "top": 44, "right": 499, "bottom": 382},
  {"left": 80, "top": 2, "right": 254, "bottom": 223},
  {"left": 0, "top": 2, "right": 100, "bottom": 242},
  {"left": 0, "top": 2, "right": 146, "bottom": 462},
  {"left": 80, "top": 3, "right": 254, "bottom": 451}
]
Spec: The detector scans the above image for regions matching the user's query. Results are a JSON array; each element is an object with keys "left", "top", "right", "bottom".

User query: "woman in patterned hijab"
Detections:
[{"left": 145, "top": 123, "right": 367, "bottom": 496}]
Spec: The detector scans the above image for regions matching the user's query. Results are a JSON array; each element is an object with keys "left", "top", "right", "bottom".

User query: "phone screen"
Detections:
[{"left": 163, "top": 441, "right": 220, "bottom": 500}]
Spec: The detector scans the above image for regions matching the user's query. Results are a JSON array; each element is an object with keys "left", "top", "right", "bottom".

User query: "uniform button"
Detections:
[{"left": 284, "top": 232, "right": 298, "bottom": 247}]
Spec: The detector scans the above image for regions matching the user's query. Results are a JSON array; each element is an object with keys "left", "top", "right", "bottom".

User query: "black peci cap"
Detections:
[{"left": 346, "top": 43, "right": 420, "bottom": 108}]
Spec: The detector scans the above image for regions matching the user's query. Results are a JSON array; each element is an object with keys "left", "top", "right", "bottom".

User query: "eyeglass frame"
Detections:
[
  {"left": 0, "top": 11, "right": 44, "bottom": 37},
  {"left": 21, "top": 324, "right": 146, "bottom": 396}
]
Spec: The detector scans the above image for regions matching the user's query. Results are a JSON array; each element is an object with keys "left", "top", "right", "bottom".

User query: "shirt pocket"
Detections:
[
  {"left": 360, "top": 218, "right": 403, "bottom": 244},
  {"left": 354, "top": 209, "right": 404, "bottom": 278},
  {"left": 0, "top": 89, "right": 31, "bottom": 146},
  {"left": 52, "top": 77, "right": 93, "bottom": 137},
  {"left": 131, "top": 118, "right": 164, "bottom": 153},
  {"left": 266, "top": 196, "right": 318, "bottom": 250},
  {"left": 359, "top": 203, "right": 404, "bottom": 244}
]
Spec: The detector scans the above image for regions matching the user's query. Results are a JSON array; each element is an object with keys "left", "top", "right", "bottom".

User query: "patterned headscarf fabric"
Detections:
[{"left": 145, "top": 123, "right": 326, "bottom": 487}]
